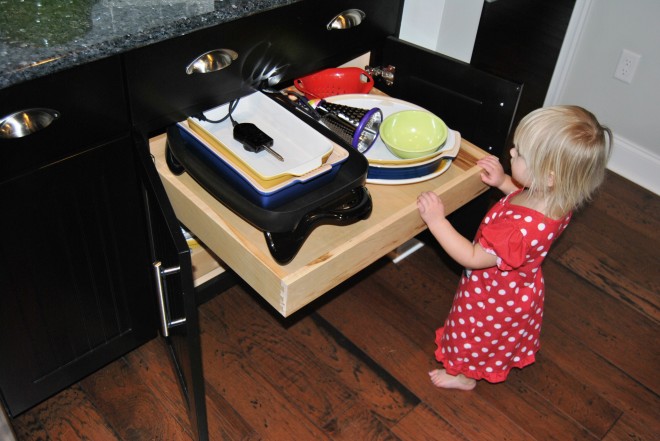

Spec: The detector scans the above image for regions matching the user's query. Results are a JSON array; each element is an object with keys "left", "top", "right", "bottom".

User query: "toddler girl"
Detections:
[{"left": 417, "top": 105, "right": 611, "bottom": 390}]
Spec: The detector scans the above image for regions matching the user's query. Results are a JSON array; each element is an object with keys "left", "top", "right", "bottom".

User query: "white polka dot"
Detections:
[
  {"left": 524, "top": 216, "right": 533, "bottom": 222},
  {"left": 464, "top": 343, "right": 471, "bottom": 349},
  {"left": 509, "top": 281, "right": 517, "bottom": 288},
  {"left": 531, "top": 239, "right": 539, "bottom": 246},
  {"left": 538, "top": 223, "right": 546, "bottom": 231},
  {"left": 486, "top": 315, "right": 494, "bottom": 321},
  {"left": 522, "top": 295, "right": 529, "bottom": 302},
  {"left": 521, "top": 228, "right": 528, "bottom": 236},
  {"left": 547, "top": 233, "right": 554, "bottom": 240}
]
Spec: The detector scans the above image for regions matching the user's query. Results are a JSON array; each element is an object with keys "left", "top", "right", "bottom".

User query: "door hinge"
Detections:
[{"left": 365, "top": 65, "right": 396, "bottom": 86}]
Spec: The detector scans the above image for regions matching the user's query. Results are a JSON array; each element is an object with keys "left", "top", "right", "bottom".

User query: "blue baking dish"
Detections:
[{"left": 173, "top": 123, "right": 347, "bottom": 209}]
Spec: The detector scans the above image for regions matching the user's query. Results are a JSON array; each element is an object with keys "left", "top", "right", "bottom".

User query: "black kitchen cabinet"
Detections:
[{"left": 0, "top": 55, "right": 207, "bottom": 439}]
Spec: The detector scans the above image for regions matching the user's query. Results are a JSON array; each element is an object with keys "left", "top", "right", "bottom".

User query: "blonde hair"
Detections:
[{"left": 513, "top": 105, "right": 612, "bottom": 216}]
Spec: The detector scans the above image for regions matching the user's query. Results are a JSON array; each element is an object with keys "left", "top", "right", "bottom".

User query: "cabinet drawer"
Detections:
[
  {"left": 0, "top": 56, "right": 129, "bottom": 182},
  {"left": 124, "top": 0, "right": 402, "bottom": 134}
]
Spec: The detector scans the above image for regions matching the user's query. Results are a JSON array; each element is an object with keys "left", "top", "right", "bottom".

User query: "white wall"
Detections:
[
  {"left": 399, "top": 0, "right": 483, "bottom": 63},
  {"left": 546, "top": 0, "right": 660, "bottom": 195}
]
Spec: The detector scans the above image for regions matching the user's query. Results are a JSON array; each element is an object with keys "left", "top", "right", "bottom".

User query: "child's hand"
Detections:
[
  {"left": 417, "top": 191, "right": 446, "bottom": 224},
  {"left": 477, "top": 155, "right": 506, "bottom": 188}
]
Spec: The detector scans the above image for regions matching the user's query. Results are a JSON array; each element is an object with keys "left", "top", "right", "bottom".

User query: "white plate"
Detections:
[
  {"left": 323, "top": 94, "right": 453, "bottom": 165},
  {"left": 189, "top": 92, "right": 334, "bottom": 180},
  {"left": 366, "top": 159, "right": 453, "bottom": 185}
]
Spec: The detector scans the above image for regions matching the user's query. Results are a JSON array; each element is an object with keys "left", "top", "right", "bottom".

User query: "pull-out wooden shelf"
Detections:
[{"left": 150, "top": 134, "right": 488, "bottom": 316}]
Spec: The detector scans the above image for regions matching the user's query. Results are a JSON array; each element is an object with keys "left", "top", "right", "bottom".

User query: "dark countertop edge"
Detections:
[{"left": 0, "top": 1, "right": 298, "bottom": 91}]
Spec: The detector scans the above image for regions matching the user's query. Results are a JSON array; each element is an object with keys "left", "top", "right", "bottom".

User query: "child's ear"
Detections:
[{"left": 547, "top": 171, "right": 555, "bottom": 187}]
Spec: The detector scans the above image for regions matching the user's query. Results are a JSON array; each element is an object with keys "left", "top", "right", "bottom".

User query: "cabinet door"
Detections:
[
  {"left": 369, "top": 36, "right": 522, "bottom": 158},
  {"left": 0, "top": 135, "right": 157, "bottom": 416},
  {"left": 134, "top": 134, "right": 208, "bottom": 441}
]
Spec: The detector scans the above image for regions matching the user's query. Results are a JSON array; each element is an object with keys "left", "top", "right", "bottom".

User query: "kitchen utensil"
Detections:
[
  {"left": 294, "top": 67, "right": 374, "bottom": 99},
  {"left": 313, "top": 100, "right": 382, "bottom": 153}
]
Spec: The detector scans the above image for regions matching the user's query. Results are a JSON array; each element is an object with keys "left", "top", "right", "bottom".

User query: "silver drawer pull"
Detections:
[
  {"left": 152, "top": 260, "right": 186, "bottom": 337},
  {"left": 186, "top": 48, "right": 238, "bottom": 75},
  {"left": 327, "top": 9, "right": 366, "bottom": 30},
  {"left": 0, "top": 108, "right": 60, "bottom": 139}
]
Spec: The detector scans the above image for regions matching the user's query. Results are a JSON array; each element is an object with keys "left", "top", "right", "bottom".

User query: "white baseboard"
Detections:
[{"left": 608, "top": 134, "right": 660, "bottom": 196}]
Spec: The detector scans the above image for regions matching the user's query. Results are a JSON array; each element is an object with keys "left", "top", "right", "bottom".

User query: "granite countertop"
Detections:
[{"left": 0, "top": 0, "right": 302, "bottom": 90}]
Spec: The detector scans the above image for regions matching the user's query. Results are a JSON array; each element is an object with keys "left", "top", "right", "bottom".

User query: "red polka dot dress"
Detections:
[{"left": 435, "top": 190, "right": 571, "bottom": 383}]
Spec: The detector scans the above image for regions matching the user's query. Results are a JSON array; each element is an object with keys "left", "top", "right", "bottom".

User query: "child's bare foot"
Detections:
[{"left": 429, "top": 369, "right": 477, "bottom": 391}]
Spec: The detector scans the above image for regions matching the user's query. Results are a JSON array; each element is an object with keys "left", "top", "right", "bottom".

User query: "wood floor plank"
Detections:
[
  {"left": 291, "top": 314, "right": 419, "bottom": 425},
  {"left": 541, "top": 321, "right": 660, "bottom": 440},
  {"left": 11, "top": 385, "right": 119, "bottom": 441},
  {"left": 591, "top": 173, "right": 660, "bottom": 241},
  {"left": 544, "top": 260, "right": 659, "bottom": 392},
  {"left": 390, "top": 404, "right": 468, "bottom": 441},
  {"left": 199, "top": 289, "right": 335, "bottom": 440},
  {"left": 555, "top": 242, "right": 659, "bottom": 322},
  {"left": 512, "top": 354, "right": 622, "bottom": 438},
  {"left": 79, "top": 357, "right": 193, "bottom": 441},
  {"left": 127, "top": 336, "right": 257, "bottom": 441},
  {"left": 202, "top": 285, "right": 357, "bottom": 428}
]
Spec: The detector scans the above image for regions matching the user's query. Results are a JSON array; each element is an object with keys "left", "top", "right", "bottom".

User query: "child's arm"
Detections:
[
  {"left": 477, "top": 155, "right": 520, "bottom": 194},
  {"left": 417, "top": 192, "right": 498, "bottom": 270}
]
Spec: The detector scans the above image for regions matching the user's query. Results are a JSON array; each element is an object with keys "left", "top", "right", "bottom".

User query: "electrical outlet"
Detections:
[{"left": 614, "top": 49, "right": 641, "bottom": 84}]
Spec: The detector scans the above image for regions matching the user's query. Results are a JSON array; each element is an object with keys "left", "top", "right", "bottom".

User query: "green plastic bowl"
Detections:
[{"left": 379, "top": 110, "right": 448, "bottom": 159}]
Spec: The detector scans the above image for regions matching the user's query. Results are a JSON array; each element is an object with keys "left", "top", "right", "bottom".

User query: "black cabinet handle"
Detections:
[{"left": 0, "top": 108, "right": 60, "bottom": 139}]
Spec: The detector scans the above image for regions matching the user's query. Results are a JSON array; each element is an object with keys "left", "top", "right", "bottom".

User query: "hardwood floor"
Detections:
[{"left": 11, "top": 171, "right": 659, "bottom": 440}]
